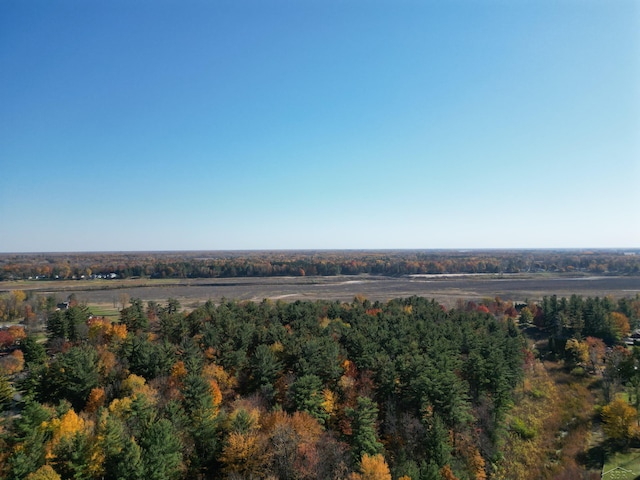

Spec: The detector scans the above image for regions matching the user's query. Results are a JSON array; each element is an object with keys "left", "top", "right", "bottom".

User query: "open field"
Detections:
[
  {"left": 2, "top": 273, "right": 639, "bottom": 309},
  {"left": 602, "top": 450, "right": 640, "bottom": 479},
  {"left": 85, "top": 305, "right": 120, "bottom": 319}
]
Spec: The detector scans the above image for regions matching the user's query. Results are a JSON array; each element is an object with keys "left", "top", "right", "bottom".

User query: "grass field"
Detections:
[
  {"left": 602, "top": 450, "right": 640, "bottom": 479},
  {"left": 86, "top": 304, "right": 120, "bottom": 319}
]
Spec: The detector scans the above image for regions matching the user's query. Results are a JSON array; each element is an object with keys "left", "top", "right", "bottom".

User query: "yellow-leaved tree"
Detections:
[
  {"left": 45, "top": 408, "right": 88, "bottom": 460},
  {"left": 220, "top": 431, "right": 270, "bottom": 477},
  {"left": 26, "top": 465, "right": 61, "bottom": 480},
  {"left": 322, "top": 388, "right": 338, "bottom": 420},
  {"left": 602, "top": 398, "right": 639, "bottom": 445},
  {"left": 120, "top": 373, "right": 157, "bottom": 403},
  {"left": 349, "top": 453, "right": 391, "bottom": 480},
  {"left": 565, "top": 338, "right": 589, "bottom": 366}
]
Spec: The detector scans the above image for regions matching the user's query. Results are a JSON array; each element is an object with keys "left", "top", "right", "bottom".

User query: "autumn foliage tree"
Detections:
[
  {"left": 565, "top": 338, "right": 589, "bottom": 367},
  {"left": 602, "top": 398, "right": 639, "bottom": 448},
  {"left": 354, "top": 453, "right": 392, "bottom": 480},
  {"left": 0, "top": 350, "right": 25, "bottom": 375},
  {"left": 0, "top": 330, "right": 16, "bottom": 349},
  {"left": 220, "top": 431, "right": 270, "bottom": 478},
  {"left": 25, "top": 465, "right": 61, "bottom": 480},
  {"left": 609, "top": 312, "right": 631, "bottom": 340}
]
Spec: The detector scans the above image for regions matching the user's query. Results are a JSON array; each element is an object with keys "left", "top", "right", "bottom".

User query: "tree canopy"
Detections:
[{"left": 0, "top": 295, "right": 536, "bottom": 479}]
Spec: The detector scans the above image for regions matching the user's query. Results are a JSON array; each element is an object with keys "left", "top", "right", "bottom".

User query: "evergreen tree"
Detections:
[
  {"left": 139, "top": 418, "right": 183, "bottom": 480},
  {"left": 46, "top": 310, "right": 67, "bottom": 342},
  {"left": 289, "top": 374, "right": 328, "bottom": 425},
  {"left": 249, "top": 343, "right": 282, "bottom": 391},
  {"left": 111, "top": 436, "right": 145, "bottom": 480},
  {"left": 64, "top": 305, "right": 90, "bottom": 342},
  {"left": 5, "top": 402, "right": 51, "bottom": 480},
  {"left": 0, "top": 373, "right": 13, "bottom": 411},
  {"left": 421, "top": 411, "right": 450, "bottom": 468},
  {"left": 189, "top": 415, "right": 220, "bottom": 477},
  {"left": 46, "top": 345, "right": 99, "bottom": 410},
  {"left": 122, "top": 334, "right": 174, "bottom": 380},
  {"left": 21, "top": 335, "right": 47, "bottom": 366},
  {"left": 51, "top": 432, "right": 92, "bottom": 480},
  {"left": 347, "top": 396, "right": 383, "bottom": 463},
  {"left": 182, "top": 372, "right": 213, "bottom": 418},
  {"left": 120, "top": 298, "right": 148, "bottom": 332}
]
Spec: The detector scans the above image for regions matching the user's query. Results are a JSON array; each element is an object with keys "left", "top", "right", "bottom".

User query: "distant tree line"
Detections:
[{"left": 2, "top": 249, "right": 639, "bottom": 280}]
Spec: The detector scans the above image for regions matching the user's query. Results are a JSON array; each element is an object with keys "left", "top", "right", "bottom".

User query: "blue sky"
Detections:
[{"left": 1, "top": 0, "right": 638, "bottom": 252}]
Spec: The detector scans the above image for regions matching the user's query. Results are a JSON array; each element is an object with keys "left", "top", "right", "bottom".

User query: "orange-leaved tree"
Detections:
[
  {"left": 349, "top": 453, "right": 391, "bottom": 480},
  {"left": 440, "top": 464, "right": 460, "bottom": 480},
  {"left": 610, "top": 312, "right": 631, "bottom": 340}
]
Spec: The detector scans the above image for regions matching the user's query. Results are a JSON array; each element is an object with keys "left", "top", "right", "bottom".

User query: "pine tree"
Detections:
[
  {"left": 21, "top": 335, "right": 47, "bottom": 365},
  {"left": 289, "top": 374, "right": 328, "bottom": 425},
  {"left": 112, "top": 436, "right": 145, "bottom": 480},
  {"left": 5, "top": 405, "right": 50, "bottom": 480},
  {"left": 0, "top": 373, "right": 13, "bottom": 411},
  {"left": 139, "top": 418, "right": 182, "bottom": 480},
  {"left": 250, "top": 343, "right": 282, "bottom": 391},
  {"left": 347, "top": 396, "right": 383, "bottom": 463},
  {"left": 46, "top": 311, "right": 67, "bottom": 342},
  {"left": 48, "top": 346, "right": 99, "bottom": 410},
  {"left": 52, "top": 432, "right": 92, "bottom": 480}
]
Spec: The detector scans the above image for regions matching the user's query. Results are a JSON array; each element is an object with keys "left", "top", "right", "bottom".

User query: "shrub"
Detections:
[
  {"left": 510, "top": 417, "right": 536, "bottom": 440},
  {"left": 570, "top": 367, "right": 586, "bottom": 377}
]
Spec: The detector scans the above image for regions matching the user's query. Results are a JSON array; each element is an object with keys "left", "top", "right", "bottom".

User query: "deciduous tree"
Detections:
[
  {"left": 25, "top": 465, "right": 61, "bottom": 480},
  {"left": 602, "top": 398, "right": 639, "bottom": 445},
  {"left": 610, "top": 312, "right": 631, "bottom": 340},
  {"left": 565, "top": 338, "right": 588, "bottom": 366},
  {"left": 358, "top": 453, "right": 391, "bottom": 480},
  {"left": 220, "top": 431, "right": 270, "bottom": 478}
]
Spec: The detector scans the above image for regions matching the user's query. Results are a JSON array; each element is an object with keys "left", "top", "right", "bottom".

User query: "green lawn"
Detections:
[
  {"left": 603, "top": 450, "right": 640, "bottom": 479},
  {"left": 87, "top": 305, "right": 120, "bottom": 319}
]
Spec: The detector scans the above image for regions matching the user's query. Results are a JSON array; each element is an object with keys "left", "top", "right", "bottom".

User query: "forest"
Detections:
[
  {"left": 1, "top": 249, "right": 639, "bottom": 281},
  {"left": 1, "top": 289, "right": 640, "bottom": 479}
]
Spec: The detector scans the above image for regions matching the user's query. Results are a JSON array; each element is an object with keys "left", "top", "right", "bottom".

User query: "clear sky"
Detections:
[{"left": 1, "top": 0, "right": 638, "bottom": 252}]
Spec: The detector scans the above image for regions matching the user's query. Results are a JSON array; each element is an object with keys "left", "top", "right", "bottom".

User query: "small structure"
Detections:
[{"left": 602, "top": 465, "right": 634, "bottom": 479}]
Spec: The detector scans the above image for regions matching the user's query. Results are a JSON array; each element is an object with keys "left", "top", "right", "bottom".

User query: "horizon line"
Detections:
[{"left": 1, "top": 247, "right": 639, "bottom": 256}]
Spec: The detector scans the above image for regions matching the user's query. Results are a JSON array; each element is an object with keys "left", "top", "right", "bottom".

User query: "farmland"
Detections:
[{"left": 2, "top": 272, "right": 639, "bottom": 310}]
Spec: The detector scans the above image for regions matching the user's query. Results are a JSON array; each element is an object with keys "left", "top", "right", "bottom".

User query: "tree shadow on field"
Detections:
[
  {"left": 522, "top": 325, "right": 545, "bottom": 341},
  {"left": 588, "top": 378, "right": 604, "bottom": 391},
  {"left": 579, "top": 443, "right": 605, "bottom": 471}
]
